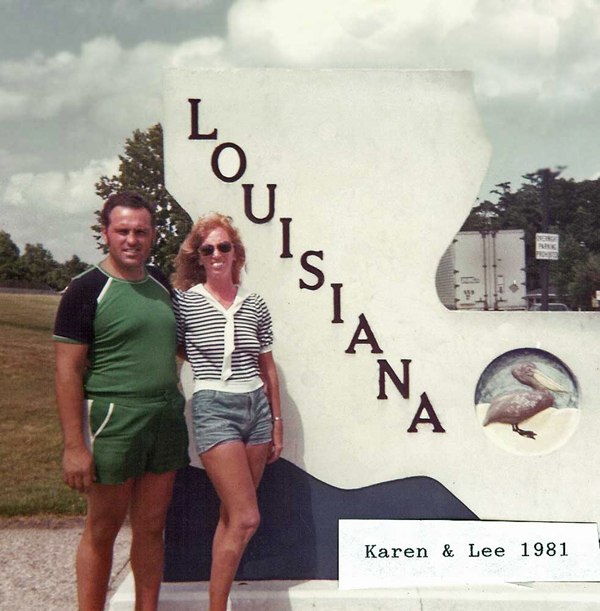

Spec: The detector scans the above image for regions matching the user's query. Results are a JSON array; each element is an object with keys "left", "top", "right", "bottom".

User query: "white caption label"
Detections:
[{"left": 339, "top": 520, "right": 600, "bottom": 589}]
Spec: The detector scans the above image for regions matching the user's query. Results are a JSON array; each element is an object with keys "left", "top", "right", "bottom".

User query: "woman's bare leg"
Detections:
[{"left": 201, "top": 441, "right": 270, "bottom": 611}]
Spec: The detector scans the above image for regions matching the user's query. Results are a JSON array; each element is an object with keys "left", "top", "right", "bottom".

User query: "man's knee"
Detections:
[
  {"left": 130, "top": 499, "right": 170, "bottom": 541},
  {"left": 131, "top": 515, "right": 166, "bottom": 542},
  {"left": 85, "top": 514, "right": 125, "bottom": 549}
]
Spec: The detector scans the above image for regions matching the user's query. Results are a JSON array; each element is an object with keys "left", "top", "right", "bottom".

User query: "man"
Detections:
[{"left": 54, "top": 191, "right": 189, "bottom": 611}]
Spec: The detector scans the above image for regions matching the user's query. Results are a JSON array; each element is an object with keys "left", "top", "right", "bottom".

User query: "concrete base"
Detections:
[{"left": 109, "top": 573, "right": 600, "bottom": 610}]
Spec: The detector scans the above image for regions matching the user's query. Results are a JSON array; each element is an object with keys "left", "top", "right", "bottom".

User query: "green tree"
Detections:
[
  {"left": 551, "top": 234, "right": 588, "bottom": 309},
  {"left": 47, "top": 256, "right": 89, "bottom": 291},
  {"left": 0, "top": 234, "right": 89, "bottom": 291},
  {"left": 567, "top": 254, "right": 600, "bottom": 310},
  {"left": 47, "top": 266, "right": 71, "bottom": 291},
  {"left": 461, "top": 171, "right": 600, "bottom": 309},
  {"left": 63, "top": 254, "right": 89, "bottom": 278},
  {"left": 0, "top": 230, "right": 21, "bottom": 284},
  {"left": 94, "top": 123, "right": 192, "bottom": 275},
  {"left": 18, "top": 243, "right": 58, "bottom": 288},
  {"left": 459, "top": 199, "right": 500, "bottom": 232}
]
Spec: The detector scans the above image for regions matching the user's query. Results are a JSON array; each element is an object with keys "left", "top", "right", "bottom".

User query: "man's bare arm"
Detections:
[{"left": 55, "top": 342, "right": 94, "bottom": 493}]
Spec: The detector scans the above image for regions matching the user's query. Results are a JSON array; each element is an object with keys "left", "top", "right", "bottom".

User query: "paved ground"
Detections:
[{"left": 0, "top": 516, "right": 132, "bottom": 611}]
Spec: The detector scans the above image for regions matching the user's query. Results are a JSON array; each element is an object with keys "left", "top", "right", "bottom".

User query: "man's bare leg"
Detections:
[
  {"left": 77, "top": 480, "right": 133, "bottom": 611},
  {"left": 129, "top": 470, "right": 177, "bottom": 611}
]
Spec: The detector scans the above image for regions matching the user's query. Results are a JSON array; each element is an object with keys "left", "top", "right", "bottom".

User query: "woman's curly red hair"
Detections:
[{"left": 172, "top": 213, "right": 246, "bottom": 290}]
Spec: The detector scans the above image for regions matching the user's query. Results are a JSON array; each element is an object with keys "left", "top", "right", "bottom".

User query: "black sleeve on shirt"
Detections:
[
  {"left": 53, "top": 268, "right": 105, "bottom": 344},
  {"left": 147, "top": 265, "right": 173, "bottom": 294}
]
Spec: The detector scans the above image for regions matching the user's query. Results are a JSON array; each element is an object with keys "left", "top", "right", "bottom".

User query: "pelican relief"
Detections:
[{"left": 483, "top": 361, "right": 568, "bottom": 439}]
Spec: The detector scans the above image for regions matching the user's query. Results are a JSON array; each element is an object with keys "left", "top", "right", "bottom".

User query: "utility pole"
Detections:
[{"left": 540, "top": 169, "right": 551, "bottom": 311}]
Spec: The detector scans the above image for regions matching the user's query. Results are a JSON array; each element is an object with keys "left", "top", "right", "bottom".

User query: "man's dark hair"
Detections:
[{"left": 100, "top": 191, "right": 156, "bottom": 228}]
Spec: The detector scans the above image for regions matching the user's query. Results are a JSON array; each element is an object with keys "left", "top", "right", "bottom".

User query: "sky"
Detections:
[{"left": 1, "top": 0, "right": 599, "bottom": 264}]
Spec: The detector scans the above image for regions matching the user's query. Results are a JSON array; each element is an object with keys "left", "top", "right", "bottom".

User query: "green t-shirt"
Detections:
[{"left": 53, "top": 265, "right": 178, "bottom": 396}]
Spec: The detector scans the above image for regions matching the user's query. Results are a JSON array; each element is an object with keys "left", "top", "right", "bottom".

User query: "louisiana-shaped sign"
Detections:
[{"left": 162, "top": 69, "right": 599, "bottom": 582}]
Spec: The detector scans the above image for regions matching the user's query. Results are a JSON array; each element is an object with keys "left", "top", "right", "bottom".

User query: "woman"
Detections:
[{"left": 172, "top": 213, "right": 283, "bottom": 611}]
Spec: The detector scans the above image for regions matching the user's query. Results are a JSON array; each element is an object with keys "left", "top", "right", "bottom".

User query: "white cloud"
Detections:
[
  {"left": 0, "top": 34, "right": 227, "bottom": 129},
  {"left": 0, "top": 87, "right": 27, "bottom": 120},
  {"left": 1, "top": 1, "right": 594, "bottom": 132},
  {"left": 0, "top": 40, "right": 120, "bottom": 120},
  {"left": 170, "top": 37, "right": 227, "bottom": 67},
  {"left": 0, "top": 157, "right": 119, "bottom": 262},
  {"left": 2, "top": 157, "right": 119, "bottom": 214},
  {"left": 226, "top": 0, "right": 600, "bottom": 105}
]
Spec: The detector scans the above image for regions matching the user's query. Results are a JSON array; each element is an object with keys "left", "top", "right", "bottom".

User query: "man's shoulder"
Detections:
[
  {"left": 146, "top": 265, "right": 172, "bottom": 294},
  {"left": 61, "top": 266, "right": 106, "bottom": 300},
  {"left": 54, "top": 267, "right": 105, "bottom": 344},
  {"left": 69, "top": 265, "right": 101, "bottom": 283}
]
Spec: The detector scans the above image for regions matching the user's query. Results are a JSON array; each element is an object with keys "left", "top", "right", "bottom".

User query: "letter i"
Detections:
[
  {"left": 331, "top": 283, "right": 343, "bottom": 323},
  {"left": 280, "top": 218, "right": 293, "bottom": 258}
]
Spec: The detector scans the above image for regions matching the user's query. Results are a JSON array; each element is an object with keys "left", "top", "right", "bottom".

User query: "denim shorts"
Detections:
[{"left": 191, "top": 387, "right": 273, "bottom": 455}]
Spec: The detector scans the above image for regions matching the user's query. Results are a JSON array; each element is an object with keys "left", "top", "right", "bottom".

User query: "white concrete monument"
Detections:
[{"left": 108, "top": 69, "right": 600, "bottom": 610}]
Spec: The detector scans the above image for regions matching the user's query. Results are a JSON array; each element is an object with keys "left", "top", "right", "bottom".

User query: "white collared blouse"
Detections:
[{"left": 173, "top": 284, "right": 273, "bottom": 394}]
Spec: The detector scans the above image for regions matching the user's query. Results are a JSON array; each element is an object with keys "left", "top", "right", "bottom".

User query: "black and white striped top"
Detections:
[{"left": 173, "top": 284, "right": 273, "bottom": 393}]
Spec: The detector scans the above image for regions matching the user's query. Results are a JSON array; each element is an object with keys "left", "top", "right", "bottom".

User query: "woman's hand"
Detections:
[
  {"left": 268, "top": 420, "right": 283, "bottom": 463},
  {"left": 259, "top": 351, "right": 283, "bottom": 464}
]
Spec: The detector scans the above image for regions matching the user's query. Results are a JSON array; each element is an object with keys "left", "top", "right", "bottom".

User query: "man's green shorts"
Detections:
[{"left": 85, "top": 389, "right": 190, "bottom": 485}]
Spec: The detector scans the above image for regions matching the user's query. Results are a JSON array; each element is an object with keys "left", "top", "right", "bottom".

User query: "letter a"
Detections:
[
  {"left": 345, "top": 314, "right": 383, "bottom": 354},
  {"left": 407, "top": 392, "right": 446, "bottom": 433}
]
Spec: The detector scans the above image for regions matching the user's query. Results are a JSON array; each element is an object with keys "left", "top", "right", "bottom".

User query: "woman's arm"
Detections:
[{"left": 259, "top": 351, "right": 283, "bottom": 463}]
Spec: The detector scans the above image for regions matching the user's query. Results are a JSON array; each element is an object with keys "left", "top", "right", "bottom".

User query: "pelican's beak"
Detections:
[{"left": 533, "top": 370, "right": 569, "bottom": 393}]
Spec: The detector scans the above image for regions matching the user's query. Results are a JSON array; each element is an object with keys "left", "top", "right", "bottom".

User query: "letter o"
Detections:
[{"left": 211, "top": 142, "right": 247, "bottom": 183}]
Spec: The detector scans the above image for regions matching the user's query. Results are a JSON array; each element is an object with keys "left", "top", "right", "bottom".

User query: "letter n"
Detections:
[{"left": 377, "top": 359, "right": 411, "bottom": 399}]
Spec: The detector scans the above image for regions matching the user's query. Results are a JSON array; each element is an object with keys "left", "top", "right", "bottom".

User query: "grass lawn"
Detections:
[{"left": 0, "top": 293, "right": 86, "bottom": 516}]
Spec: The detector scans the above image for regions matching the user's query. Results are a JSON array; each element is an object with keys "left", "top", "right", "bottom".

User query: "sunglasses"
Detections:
[{"left": 199, "top": 242, "right": 233, "bottom": 257}]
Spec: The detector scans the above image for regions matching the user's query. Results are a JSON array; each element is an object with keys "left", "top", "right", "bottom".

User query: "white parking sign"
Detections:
[{"left": 536, "top": 233, "right": 559, "bottom": 260}]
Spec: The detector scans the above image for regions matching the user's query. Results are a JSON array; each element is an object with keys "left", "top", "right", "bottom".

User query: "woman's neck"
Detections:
[{"left": 204, "top": 279, "right": 237, "bottom": 308}]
